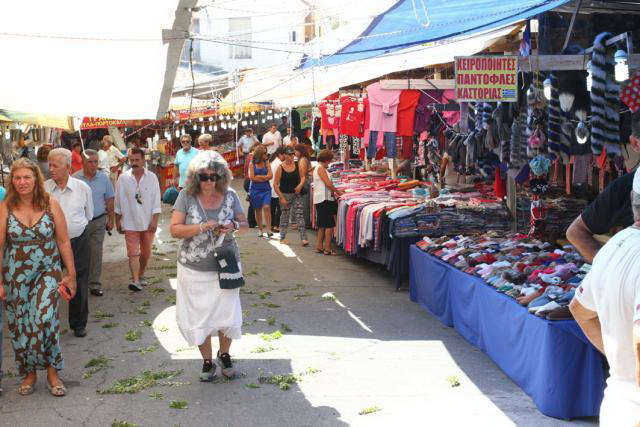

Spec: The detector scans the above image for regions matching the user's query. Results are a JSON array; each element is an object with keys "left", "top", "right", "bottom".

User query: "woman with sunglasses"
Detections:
[
  {"left": 247, "top": 145, "right": 273, "bottom": 238},
  {"left": 170, "top": 151, "right": 248, "bottom": 382}
]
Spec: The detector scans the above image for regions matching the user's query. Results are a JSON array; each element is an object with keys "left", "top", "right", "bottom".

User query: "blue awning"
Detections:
[{"left": 300, "top": 0, "right": 569, "bottom": 68}]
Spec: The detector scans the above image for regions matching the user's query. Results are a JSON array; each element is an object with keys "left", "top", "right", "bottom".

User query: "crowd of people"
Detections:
[{"left": 0, "top": 134, "right": 252, "bottom": 397}]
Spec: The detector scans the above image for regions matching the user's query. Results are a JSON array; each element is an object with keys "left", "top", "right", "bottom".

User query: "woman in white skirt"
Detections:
[{"left": 170, "top": 151, "right": 248, "bottom": 381}]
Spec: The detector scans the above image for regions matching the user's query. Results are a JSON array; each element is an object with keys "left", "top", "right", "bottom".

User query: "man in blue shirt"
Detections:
[
  {"left": 74, "top": 149, "right": 115, "bottom": 297},
  {"left": 174, "top": 134, "right": 199, "bottom": 189}
]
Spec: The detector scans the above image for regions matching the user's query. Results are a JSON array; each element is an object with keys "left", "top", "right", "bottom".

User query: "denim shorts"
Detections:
[{"left": 367, "top": 131, "right": 397, "bottom": 159}]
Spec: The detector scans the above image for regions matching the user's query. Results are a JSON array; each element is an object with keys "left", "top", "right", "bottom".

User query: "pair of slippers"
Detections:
[{"left": 316, "top": 248, "right": 338, "bottom": 256}]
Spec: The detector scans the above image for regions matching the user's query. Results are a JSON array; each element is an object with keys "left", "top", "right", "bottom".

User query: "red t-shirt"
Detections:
[
  {"left": 71, "top": 151, "right": 83, "bottom": 173},
  {"left": 339, "top": 96, "right": 365, "bottom": 137},
  {"left": 396, "top": 90, "right": 421, "bottom": 136},
  {"left": 320, "top": 101, "right": 341, "bottom": 129}
]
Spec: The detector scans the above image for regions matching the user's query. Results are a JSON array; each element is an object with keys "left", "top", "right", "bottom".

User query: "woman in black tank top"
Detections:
[{"left": 274, "top": 147, "right": 308, "bottom": 246}]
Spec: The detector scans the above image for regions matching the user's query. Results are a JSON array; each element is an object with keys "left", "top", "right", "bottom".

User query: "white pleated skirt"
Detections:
[{"left": 176, "top": 263, "right": 243, "bottom": 346}]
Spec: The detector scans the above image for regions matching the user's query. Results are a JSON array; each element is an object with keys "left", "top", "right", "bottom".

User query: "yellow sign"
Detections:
[{"left": 454, "top": 56, "right": 518, "bottom": 102}]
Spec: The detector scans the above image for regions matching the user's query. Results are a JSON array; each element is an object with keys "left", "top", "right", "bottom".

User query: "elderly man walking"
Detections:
[
  {"left": 74, "top": 149, "right": 115, "bottom": 297},
  {"left": 174, "top": 134, "right": 199, "bottom": 190},
  {"left": 46, "top": 148, "right": 94, "bottom": 338},
  {"left": 570, "top": 168, "right": 640, "bottom": 426},
  {"left": 115, "top": 147, "right": 161, "bottom": 292}
]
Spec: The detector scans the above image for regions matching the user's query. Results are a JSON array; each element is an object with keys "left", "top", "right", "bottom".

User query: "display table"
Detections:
[{"left": 409, "top": 246, "right": 605, "bottom": 419}]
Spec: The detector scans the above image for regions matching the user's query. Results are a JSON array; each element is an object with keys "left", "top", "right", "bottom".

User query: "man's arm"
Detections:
[
  {"left": 566, "top": 215, "right": 602, "bottom": 263},
  {"left": 569, "top": 298, "right": 604, "bottom": 353},
  {"left": 85, "top": 185, "right": 94, "bottom": 222}
]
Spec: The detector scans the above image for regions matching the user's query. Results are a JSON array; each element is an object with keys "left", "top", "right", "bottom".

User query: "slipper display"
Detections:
[{"left": 417, "top": 233, "right": 587, "bottom": 321}]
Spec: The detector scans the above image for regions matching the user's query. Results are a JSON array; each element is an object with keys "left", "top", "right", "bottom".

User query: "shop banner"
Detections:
[
  {"left": 454, "top": 56, "right": 518, "bottom": 102},
  {"left": 81, "top": 117, "right": 156, "bottom": 130}
]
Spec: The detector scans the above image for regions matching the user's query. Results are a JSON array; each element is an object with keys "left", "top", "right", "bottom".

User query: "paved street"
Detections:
[{"left": 0, "top": 180, "right": 597, "bottom": 427}]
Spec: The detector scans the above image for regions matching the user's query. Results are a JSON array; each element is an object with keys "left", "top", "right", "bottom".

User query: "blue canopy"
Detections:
[{"left": 300, "top": 0, "right": 569, "bottom": 68}]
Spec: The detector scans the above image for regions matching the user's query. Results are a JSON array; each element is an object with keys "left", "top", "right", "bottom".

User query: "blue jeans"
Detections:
[{"left": 367, "top": 131, "right": 397, "bottom": 159}]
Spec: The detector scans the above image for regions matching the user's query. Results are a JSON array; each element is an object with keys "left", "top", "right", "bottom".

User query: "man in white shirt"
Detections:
[
  {"left": 237, "top": 128, "right": 258, "bottom": 177},
  {"left": 269, "top": 147, "right": 285, "bottom": 232},
  {"left": 104, "top": 135, "right": 126, "bottom": 188},
  {"left": 282, "top": 127, "right": 293, "bottom": 146},
  {"left": 262, "top": 124, "right": 282, "bottom": 158},
  {"left": 115, "top": 147, "right": 161, "bottom": 292},
  {"left": 98, "top": 135, "right": 110, "bottom": 172},
  {"left": 570, "top": 169, "right": 640, "bottom": 426},
  {"left": 46, "top": 148, "right": 94, "bottom": 338}
]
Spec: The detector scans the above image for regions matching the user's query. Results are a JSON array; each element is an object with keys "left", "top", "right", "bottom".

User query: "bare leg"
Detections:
[
  {"left": 218, "top": 331, "right": 232, "bottom": 354},
  {"left": 198, "top": 336, "right": 213, "bottom": 360},
  {"left": 129, "top": 256, "right": 140, "bottom": 282},
  {"left": 263, "top": 205, "right": 272, "bottom": 231},
  {"left": 46, "top": 366, "right": 62, "bottom": 387},
  {"left": 254, "top": 208, "right": 263, "bottom": 233},
  {"left": 324, "top": 227, "right": 333, "bottom": 252},
  {"left": 139, "top": 253, "right": 150, "bottom": 279},
  {"left": 316, "top": 228, "right": 325, "bottom": 251}
]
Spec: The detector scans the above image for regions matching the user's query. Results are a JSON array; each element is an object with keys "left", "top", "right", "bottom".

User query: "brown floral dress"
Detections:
[{"left": 3, "top": 208, "right": 63, "bottom": 374}]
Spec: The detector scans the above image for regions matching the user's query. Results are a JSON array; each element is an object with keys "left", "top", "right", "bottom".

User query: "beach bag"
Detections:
[{"left": 162, "top": 186, "right": 179, "bottom": 205}]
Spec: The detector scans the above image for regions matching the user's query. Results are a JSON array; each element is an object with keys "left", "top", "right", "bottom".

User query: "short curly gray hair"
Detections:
[{"left": 184, "top": 150, "right": 232, "bottom": 196}]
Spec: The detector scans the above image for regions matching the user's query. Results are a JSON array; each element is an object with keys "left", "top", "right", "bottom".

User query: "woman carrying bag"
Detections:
[{"left": 170, "top": 151, "right": 248, "bottom": 382}]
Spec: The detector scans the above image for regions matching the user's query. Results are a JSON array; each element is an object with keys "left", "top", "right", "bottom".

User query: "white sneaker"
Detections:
[{"left": 534, "top": 301, "right": 561, "bottom": 316}]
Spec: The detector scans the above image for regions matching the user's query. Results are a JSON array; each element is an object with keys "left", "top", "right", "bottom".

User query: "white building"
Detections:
[{"left": 184, "top": 0, "right": 309, "bottom": 74}]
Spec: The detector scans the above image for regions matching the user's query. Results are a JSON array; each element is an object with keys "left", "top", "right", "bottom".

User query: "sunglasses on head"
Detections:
[{"left": 199, "top": 173, "right": 219, "bottom": 182}]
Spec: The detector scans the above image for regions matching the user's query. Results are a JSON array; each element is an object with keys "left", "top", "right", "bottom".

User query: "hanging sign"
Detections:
[{"left": 454, "top": 56, "right": 518, "bottom": 102}]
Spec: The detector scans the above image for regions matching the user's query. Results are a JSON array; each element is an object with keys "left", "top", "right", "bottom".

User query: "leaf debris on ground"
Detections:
[
  {"left": 169, "top": 400, "right": 188, "bottom": 409},
  {"left": 99, "top": 368, "right": 183, "bottom": 394},
  {"left": 259, "top": 330, "right": 283, "bottom": 342},
  {"left": 447, "top": 376, "right": 461, "bottom": 387},
  {"left": 124, "top": 330, "right": 142, "bottom": 341}
]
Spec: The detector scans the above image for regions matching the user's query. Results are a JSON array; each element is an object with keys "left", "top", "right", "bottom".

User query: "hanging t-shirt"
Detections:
[
  {"left": 574, "top": 226, "right": 640, "bottom": 424},
  {"left": 320, "top": 101, "right": 341, "bottom": 130},
  {"left": 366, "top": 82, "right": 401, "bottom": 132},
  {"left": 339, "top": 96, "right": 365, "bottom": 137},
  {"left": 396, "top": 90, "right": 421, "bottom": 137}
]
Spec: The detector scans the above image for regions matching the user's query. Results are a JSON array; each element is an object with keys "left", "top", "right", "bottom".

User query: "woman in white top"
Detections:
[{"left": 313, "top": 149, "right": 342, "bottom": 255}]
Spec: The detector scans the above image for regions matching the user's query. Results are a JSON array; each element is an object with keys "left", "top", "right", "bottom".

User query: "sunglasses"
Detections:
[
  {"left": 135, "top": 191, "right": 142, "bottom": 205},
  {"left": 199, "top": 173, "right": 219, "bottom": 182}
]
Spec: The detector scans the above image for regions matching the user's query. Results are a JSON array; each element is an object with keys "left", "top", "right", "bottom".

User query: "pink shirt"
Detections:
[{"left": 366, "top": 82, "right": 401, "bottom": 133}]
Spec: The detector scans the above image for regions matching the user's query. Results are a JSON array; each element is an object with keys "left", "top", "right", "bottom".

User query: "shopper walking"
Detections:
[
  {"left": 570, "top": 169, "right": 640, "bottom": 425},
  {"left": 46, "top": 148, "right": 93, "bottom": 338},
  {"left": 237, "top": 128, "right": 258, "bottom": 177},
  {"left": 269, "top": 147, "right": 285, "bottom": 233},
  {"left": 170, "top": 151, "right": 248, "bottom": 381},
  {"left": 70, "top": 142, "right": 83, "bottom": 173},
  {"left": 174, "top": 134, "right": 199, "bottom": 190},
  {"left": 0, "top": 158, "right": 77, "bottom": 397},
  {"left": 248, "top": 145, "right": 273, "bottom": 238},
  {"left": 274, "top": 146, "right": 308, "bottom": 246},
  {"left": 73, "top": 149, "right": 115, "bottom": 297},
  {"left": 313, "top": 149, "right": 341, "bottom": 255},
  {"left": 262, "top": 123, "right": 282, "bottom": 158},
  {"left": 103, "top": 135, "right": 126, "bottom": 189},
  {"left": 36, "top": 145, "right": 52, "bottom": 179},
  {"left": 115, "top": 147, "right": 161, "bottom": 292},
  {"left": 198, "top": 133, "right": 213, "bottom": 151}
]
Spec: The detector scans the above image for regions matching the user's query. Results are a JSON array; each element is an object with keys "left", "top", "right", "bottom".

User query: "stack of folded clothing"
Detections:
[{"left": 416, "top": 233, "right": 588, "bottom": 321}]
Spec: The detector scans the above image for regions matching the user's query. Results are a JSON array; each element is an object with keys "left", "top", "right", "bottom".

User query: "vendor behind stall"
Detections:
[{"left": 566, "top": 110, "right": 640, "bottom": 262}]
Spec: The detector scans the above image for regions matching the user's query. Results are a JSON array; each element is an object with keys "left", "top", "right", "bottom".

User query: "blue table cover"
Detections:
[{"left": 409, "top": 246, "right": 605, "bottom": 419}]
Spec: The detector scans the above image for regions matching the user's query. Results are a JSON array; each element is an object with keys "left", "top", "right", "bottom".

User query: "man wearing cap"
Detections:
[
  {"left": 569, "top": 166, "right": 640, "bottom": 424},
  {"left": 566, "top": 110, "right": 640, "bottom": 262}
]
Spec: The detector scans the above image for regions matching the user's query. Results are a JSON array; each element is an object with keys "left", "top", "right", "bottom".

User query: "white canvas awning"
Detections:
[
  {"left": 224, "top": 25, "right": 519, "bottom": 107},
  {"left": 0, "top": 0, "right": 195, "bottom": 120}
]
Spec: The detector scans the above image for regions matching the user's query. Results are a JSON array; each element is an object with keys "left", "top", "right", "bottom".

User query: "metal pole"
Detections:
[{"left": 562, "top": 0, "right": 583, "bottom": 52}]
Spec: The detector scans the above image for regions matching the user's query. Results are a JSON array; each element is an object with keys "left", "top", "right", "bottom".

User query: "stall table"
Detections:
[{"left": 409, "top": 245, "right": 605, "bottom": 419}]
